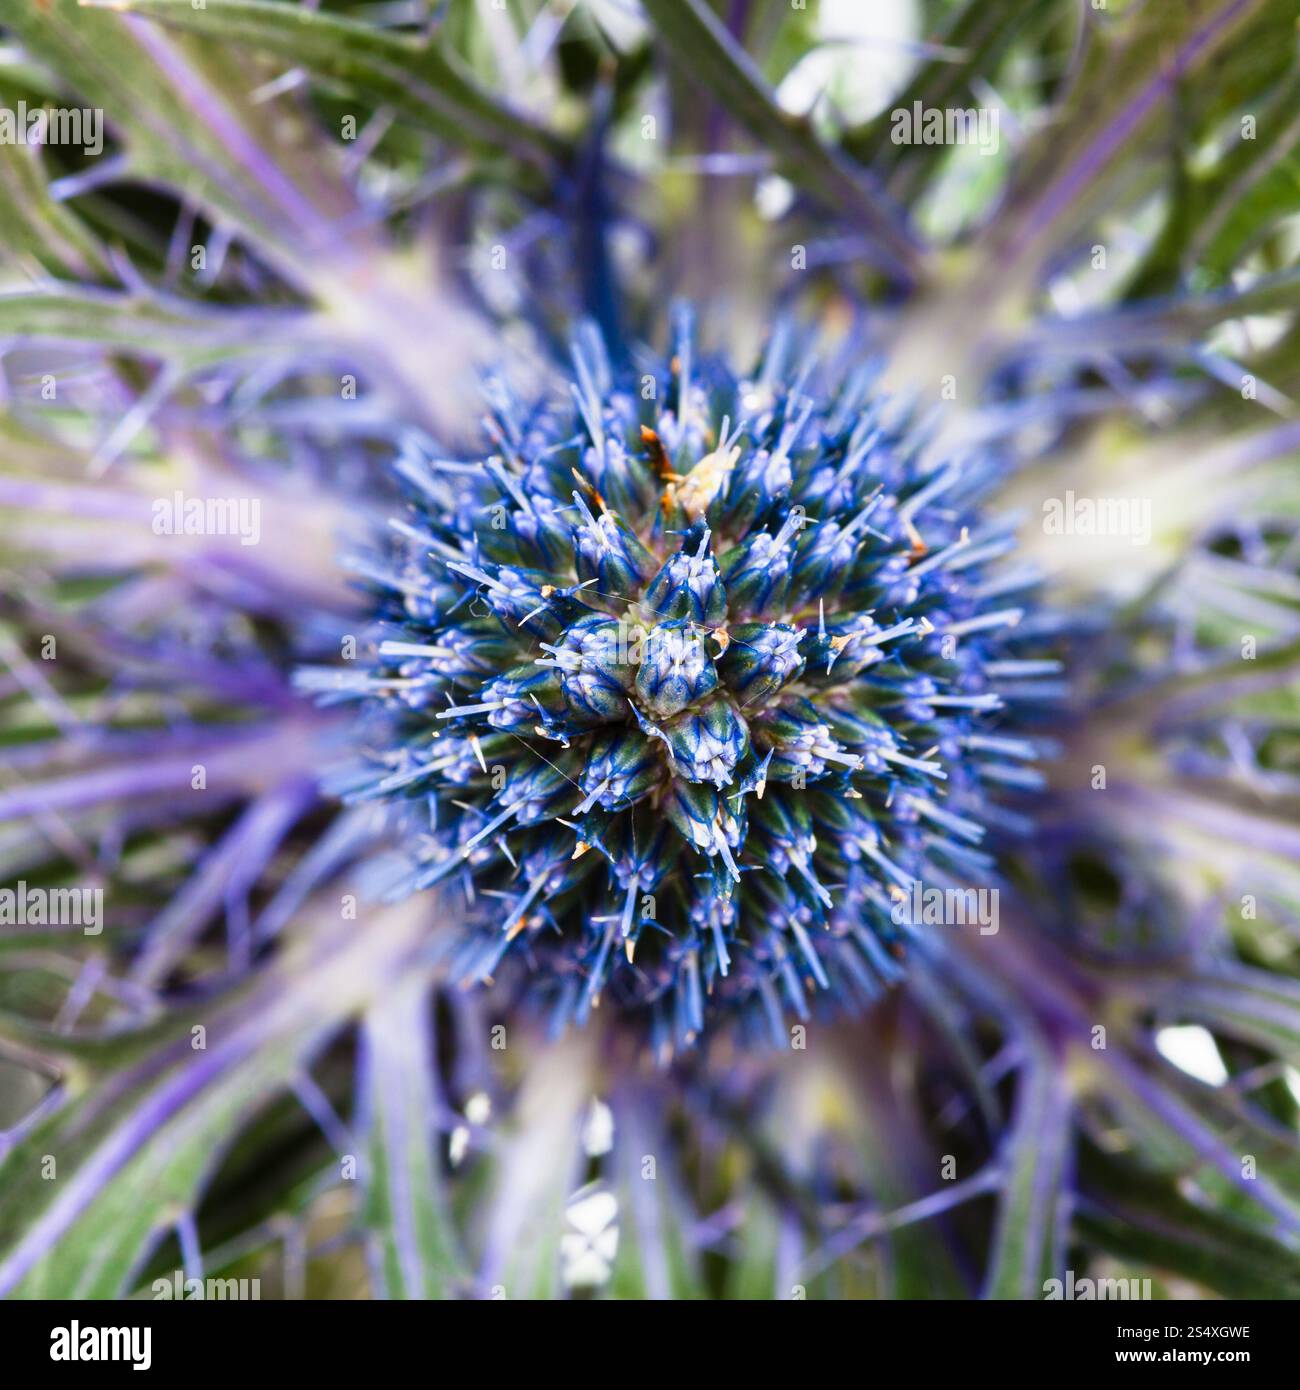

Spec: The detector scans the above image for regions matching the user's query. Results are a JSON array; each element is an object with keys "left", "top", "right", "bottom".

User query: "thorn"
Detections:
[{"left": 469, "top": 735, "right": 488, "bottom": 776}]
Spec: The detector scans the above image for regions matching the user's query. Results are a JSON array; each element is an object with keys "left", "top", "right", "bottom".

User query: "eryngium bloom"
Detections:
[{"left": 302, "top": 319, "right": 1054, "bottom": 1050}]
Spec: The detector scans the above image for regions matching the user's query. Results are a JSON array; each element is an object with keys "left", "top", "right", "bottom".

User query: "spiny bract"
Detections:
[{"left": 304, "top": 316, "right": 1053, "bottom": 1052}]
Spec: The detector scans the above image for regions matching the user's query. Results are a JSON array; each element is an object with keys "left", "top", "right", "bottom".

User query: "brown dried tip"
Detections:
[
  {"left": 641, "top": 425, "right": 674, "bottom": 480},
  {"left": 507, "top": 914, "right": 539, "bottom": 942},
  {"left": 570, "top": 466, "right": 607, "bottom": 513}
]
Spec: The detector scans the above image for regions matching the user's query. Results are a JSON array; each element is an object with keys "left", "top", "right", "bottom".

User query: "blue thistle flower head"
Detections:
[{"left": 315, "top": 316, "right": 1050, "bottom": 1052}]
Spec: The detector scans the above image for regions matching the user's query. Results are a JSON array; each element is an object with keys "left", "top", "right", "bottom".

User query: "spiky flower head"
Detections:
[{"left": 308, "top": 316, "right": 1051, "bottom": 1051}]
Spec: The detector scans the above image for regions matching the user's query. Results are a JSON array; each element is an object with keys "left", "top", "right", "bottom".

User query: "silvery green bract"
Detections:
[{"left": 0, "top": 0, "right": 1298, "bottom": 1302}]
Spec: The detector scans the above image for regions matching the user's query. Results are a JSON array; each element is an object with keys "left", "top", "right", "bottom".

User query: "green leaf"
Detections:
[
  {"left": 982, "top": 0, "right": 1277, "bottom": 280},
  {"left": 639, "top": 0, "right": 921, "bottom": 281},
  {"left": 841, "top": 0, "right": 1057, "bottom": 197},
  {"left": 983, "top": 1045, "right": 1071, "bottom": 1299},
  {"left": 843, "top": 1036, "right": 971, "bottom": 1299},
  {"left": 1077, "top": 1144, "right": 1300, "bottom": 1299},
  {"left": 360, "top": 977, "right": 466, "bottom": 1299},
  {"left": 1013, "top": 268, "right": 1300, "bottom": 366},
  {"left": 0, "top": 901, "right": 431, "bottom": 1297},
  {"left": 1086, "top": 1045, "right": 1300, "bottom": 1237},
  {"left": 608, "top": 1096, "right": 707, "bottom": 1300},
  {"left": 477, "top": 1036, "right": 593, "bottom": 1300},
  {"left": 82, "top": 0, "right": 568, "bottom": 173},
  {"left": 0, "top": 144, "right": 109, "bottom": 280},
  {"left": 3, "top": 0, "right": 358, "bottom": 271},
  {"left": 1162, "top": 965, "right": 1300, "bottom": 1066},
  {"left": 1198, "top": 87, "right": 1300, "bottom": 281},
  {"left": 0, "top": 286, "right": 299, "bottom": 365}
]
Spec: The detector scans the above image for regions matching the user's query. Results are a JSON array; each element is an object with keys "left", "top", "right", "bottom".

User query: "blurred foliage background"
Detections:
[{"left": 0, "top": 0, "right": 1298, "bottom": 1300}]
